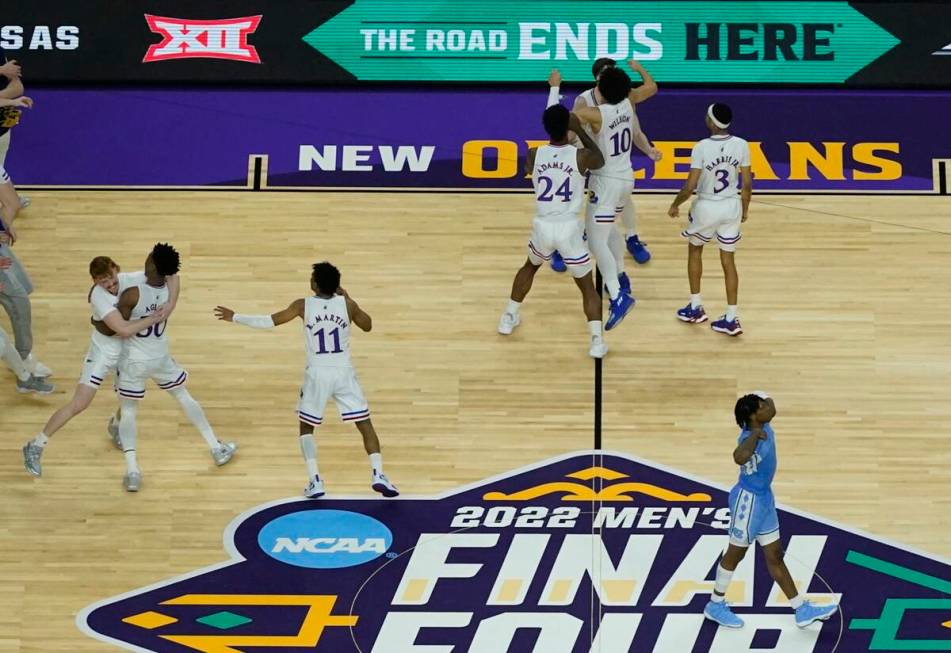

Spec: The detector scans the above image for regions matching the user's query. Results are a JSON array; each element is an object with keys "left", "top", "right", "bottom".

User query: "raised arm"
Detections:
[
  {"left": 165, "top": 274, "right": 181, "bottom": 313},
  {"left": 546, "top": 69, "right": 562, "bottom": 108},
  {"left": 733, "top": 428, "right": 766, "bottom": 465},
  {"left": 214, "top": 298, "right": 305, "bottom": 328},
  {"left": 626, "top": 60, "right": 658, "bottom": 104},
  {"left": 573, "top": 105, "right": 603, "bottom": 134},
  {"left": 569, "top": 112, "right": 604, "bottom": 174},
  {"left": 341, "top": 289, "right": 371, "bottom": 332}
]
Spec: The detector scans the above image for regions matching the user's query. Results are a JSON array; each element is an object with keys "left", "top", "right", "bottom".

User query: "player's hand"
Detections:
[
  {"left": 648, "top": 147, "right": 662, "bottom": 162},
  {"left": 154, "top": 304, "right": 171, "bottom": 322},
  {"left": 214, "top": 305, "right": 235, "bottom": 322},
  {"left": 11, "top": 96, "right": 32, "bottom": 109},
  {"left": 547, "top": 68, "right": 562, "bottom": 87},
  {"left": 741, "top": 212, "right": 749, "bottom": 223},
  {"left": 0, "top": 60, "right": 20, "bottom": 79},
  {"left": 627, "top": 59, "right": 645, "bottom": 73},
  {"left": 0, "top": 256, "right": 11, "bottom": 269},
  {"left": 668, "top": 204, "right": 679, "bottom": 218}
]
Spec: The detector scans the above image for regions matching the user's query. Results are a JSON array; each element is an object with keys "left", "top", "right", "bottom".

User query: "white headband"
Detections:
[{"left": 707, "top": 104, "right": 730, "bottom": 129}]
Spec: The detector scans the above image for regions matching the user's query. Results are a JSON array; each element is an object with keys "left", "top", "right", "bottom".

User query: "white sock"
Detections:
[
  {"left": 726, "top": 305, "right": 738, "bottom": 321},
  {"left": 690, "top": 294, "right": 703, "bottom": 309},
  {"left": 33, "top": 431, "right": 49, "bottom": 448},
  {"left": 789, "top": 595, "right": 804, "bottom": 609},
  {"left": 587, "top": 321, "right": 603, "bottom": 339},
  {"left": 622, "top": 199, "right": 637, "bottom": 236},
  {"left": 299, "top": 434, "right": 320, "bottom": 481},
  {"left": 608, "top": 228, "right": 625, "bottom": 269},
  {"left": 119, "top": 400, "right": 140, "bottom": 473},
  {"left": 506, "top": 300, "right": 521, "bottom": 316},
  {"left": 712, "top": 563, "right": 734, "bottom": 602},
  {"left": 0, "top": 328, "right": 30, "bottom": 381},
  {"left": 369, "top": 452, "right": 383, "bottom": 475},
  {"left": 170, "top": 387, "right": 219, "bottom": 449}
]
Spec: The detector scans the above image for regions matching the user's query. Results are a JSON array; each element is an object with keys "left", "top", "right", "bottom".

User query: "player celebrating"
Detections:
[
  {"left": 546, "top": 58, "right": 658, "bottom": 272},
  {"left": 114, "top": 243, "right": 236, "bottom": 492},
  {"left": 573, "top": 66, "right": 662, "bottom": 329},
  {"left": 214, "top": 262, "right": 398, "bottom": 499},
  {"left": 668, "top": 103, "right": 751, "bottom": 336},
  {"left": 497, "top": 106, "right": 607, "bottom": 358},
  {"left": 22, "top": 256, "right": 171, "bottom": 477},
  {"left": 703, "top": 392, "right": 839, "bottom": 629}
]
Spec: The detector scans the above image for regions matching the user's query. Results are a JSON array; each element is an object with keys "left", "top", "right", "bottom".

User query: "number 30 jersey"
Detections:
[
  {"left": 303, "top": 295, "right": 352, "bottom": 369},
  {"left": 124, "top": 276, "right": 169, "bottom": 362},
  {"left": 691, "top": 134, "right": 751, "bottom": 201},
  {"left": 533, "top": 144, "right": 584, "bottom": 223}
]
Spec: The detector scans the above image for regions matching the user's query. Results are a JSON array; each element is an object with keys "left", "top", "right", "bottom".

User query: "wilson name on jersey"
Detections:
[
  {"left": 125, "top": 279, "right": 170, "bottom": 361},
  {"left": 691, "top": 135, "right": 752, "bottom": 201},
  {"left": 304, "top": 295, "right": 352, "bottom": 368},
  {"left": 533, "top": 145, "right": 584, "bottom": 222}
]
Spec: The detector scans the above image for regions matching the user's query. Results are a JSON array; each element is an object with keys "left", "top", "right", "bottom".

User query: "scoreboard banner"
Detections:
[
  {"left": 4, "top": 0, "right": 951, "bottom": 86},
  {"left": 9, "top": 87, "right": 950, "bottom": 193}
]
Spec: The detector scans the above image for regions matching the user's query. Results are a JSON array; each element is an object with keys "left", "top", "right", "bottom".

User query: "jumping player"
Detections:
[
  {"left": 546, "top": 58, "right": 658, "bottom": 271},
  {"left": 703, "top": 392, "right": 839, "bottom": 629},
  {"left": 573, "top": 66, "right": 662, "bottom": 329},
  {"left": 22, "top": 256, "right": 171, "bottom": 477},
  {"left": 114, "top": 243, "right": 236, "bottom": 492},
  {"left": 497, "top": 105, "right": 608, "bottom": 357},
  {"left": 668, "top": 103, "right": 751, "bottom": 336},
  {"left": 214, "top": 262, "right": 398, "bottom": 499}
]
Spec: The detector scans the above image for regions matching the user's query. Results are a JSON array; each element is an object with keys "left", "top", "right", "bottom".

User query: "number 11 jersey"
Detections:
[
  {"left": 691, "top": 134, "right": 751, "bottom": 201},
  {"left": 303, "top": 294, "right": 352, "bottom": 369}
]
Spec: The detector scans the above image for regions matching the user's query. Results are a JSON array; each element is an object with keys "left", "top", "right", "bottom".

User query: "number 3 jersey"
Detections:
[
  {"left": 303, "top": 295, "right": 352, "bottom": 369},
  {"left": 124, "top": 277, "right": 170, "bottom": 362},
  {"left": 533, "top": 145, "right": 584, "bottom": 223},
  {"left": 690, "top": 134, "right": 751, "bottom": 201}
]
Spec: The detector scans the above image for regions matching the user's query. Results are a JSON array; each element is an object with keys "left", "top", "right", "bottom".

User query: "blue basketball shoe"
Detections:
[
  {"left": 711, "top": 315, "right": 743, "bottom": 336},
  {"left": 626, "top": 235, "right": 651, "bottom": 264},
  {"left": 605, "top": 293, "right": 635, "bottom": 331},
  {"left": 550, "top": 251, "right": 567, "bottom": 273},
  {"left": 795, "top": 601, "right": 838, "bottom": 628},
  {"left": 677, "top": 303, "right": 708, "bottom": 323},
  {"left": 704, "top": 600, "right": 744, "bottom": 628}
]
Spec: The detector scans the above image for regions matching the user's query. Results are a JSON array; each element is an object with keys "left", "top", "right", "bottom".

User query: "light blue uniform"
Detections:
[{"left": 727, "top": 423, "right": 780, "bottom": 547}]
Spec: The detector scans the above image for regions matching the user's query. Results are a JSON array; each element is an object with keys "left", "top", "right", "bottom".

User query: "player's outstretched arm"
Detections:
[
  {"left": 101, "top": 303, "right": 169, "bottom": 338},
  {"left": 668, "top": 168, "right": 701, "bottom": 217},
  {"left": 627, "top": 60, "right": 658, "bottom": 104},
  {"left": 573, "top": 105, "right": 603, "bottom": 133},
  {"left": 215, "top": 298, "right": 304, "bottom": 328},
  {"left": 546, "top": 68, "right": 562, "bottom": 108},
  {"left": 569, "top": 112, "right": 604, "bottom": 174},
  {"left": 340, "top": 290, "right": 371, "bottom": 332}
]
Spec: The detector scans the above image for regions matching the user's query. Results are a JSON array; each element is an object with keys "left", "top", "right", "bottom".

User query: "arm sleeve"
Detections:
[{"left": 233, "top": 314, "right": 275, "bottom": 329}]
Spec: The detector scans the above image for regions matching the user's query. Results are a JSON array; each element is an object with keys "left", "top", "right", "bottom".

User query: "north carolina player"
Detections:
[
  {"left": 668, "top": 103, "right": 751, "bottom": 336},
  {"left": 214, "top": 262, "right": 398, "bottom": 499},
  {"left": 497, "top": 105, "right": 608, "bottom": 358},
  {"left": 22, "top": 256, "right": 171, "bottom": 477},
  {"left": 574, "top": 66, "right": 662, "bottom": 330},
  {"left": 545, "top": 58, "right": 657, "bottom": 271},
  {"left": 703, "top": 392, "right": 839, "bottom": 629},
  {"left": 114, "top": 243, "right": 236, "bottom": 492}
]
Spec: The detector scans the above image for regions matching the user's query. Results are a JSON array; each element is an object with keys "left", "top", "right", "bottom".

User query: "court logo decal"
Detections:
[
  {"left": 143, "top": 15, "right": 262, "bottom": 64},
  {"left": 79, "top": 451, "right": 951, "bottom": 652}
]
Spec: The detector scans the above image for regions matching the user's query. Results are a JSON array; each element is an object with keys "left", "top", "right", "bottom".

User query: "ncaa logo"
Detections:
[{"left": 258, "top": 509, "right": 392, "bottom": 569}]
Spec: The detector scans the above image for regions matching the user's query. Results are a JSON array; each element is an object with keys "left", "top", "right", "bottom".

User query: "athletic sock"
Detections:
[
  {"left": 690, "top": 294, "right": 703, "bottom": 309},
  {"left": 369, "top": 452, "right": 383, "bottom": 476},
  {"left": 299, "top": 434, "right": 320, "bottom": 481},
  {"left": 506, "top": 300, "right": 521, "bottom": 316},
  {"left": 32, "top": 431, "right": 49, "bottom": 448},
  {"left": 712, "top": 563, "right": 734, "bottom": 602},
  {"left": 170, "top": 388, "right": 219, "bottom": 449},
  {"left": 789, "top": 595, "right": 804, "bottom": 610},
  {"left": 587, "top": 321, "right": 603, "bottom": 338},
  {"left": 726, "top": 305, "right": 738, "bottom": 321}
]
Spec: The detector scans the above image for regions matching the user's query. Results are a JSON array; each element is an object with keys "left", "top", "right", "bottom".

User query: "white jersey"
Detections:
[
  {"left": 88, "top": 271, "right": 143, "bottom": 356},
  {"left": 591, "top": 98, "right": 637, "bottom": 177},
  {"left": 123, "top": 276, "right": 169, "bottom": 361},
  {"left": 303, "top": 295, "right": 352, "bottom": 369},
  {"left": 532, "top": 145, "right": 585, "bottom": 223},
  {"left": 691, "top": 134, "right": 751, "bottom": 201}
]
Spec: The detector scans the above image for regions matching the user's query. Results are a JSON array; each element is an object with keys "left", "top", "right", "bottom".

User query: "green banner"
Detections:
[{"left": 304, "top": 0, "right": 899, "bottom": 82}]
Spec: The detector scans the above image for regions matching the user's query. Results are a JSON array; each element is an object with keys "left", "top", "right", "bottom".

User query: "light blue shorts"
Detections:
[{"left": 728, "top": 484, "right": 780, "bottom": 547}]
